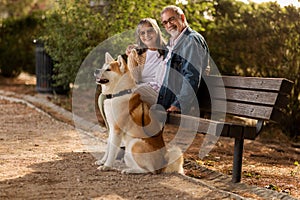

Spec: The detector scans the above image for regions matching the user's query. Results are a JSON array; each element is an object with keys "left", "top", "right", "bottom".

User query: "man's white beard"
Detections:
[{"left": 169, "top": 30, "right": 180, "bottom": 40}]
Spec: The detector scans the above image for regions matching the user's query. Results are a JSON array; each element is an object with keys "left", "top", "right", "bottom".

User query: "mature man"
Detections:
[{"left": 157, "top": 5, "right": 209, "bottom": 114}]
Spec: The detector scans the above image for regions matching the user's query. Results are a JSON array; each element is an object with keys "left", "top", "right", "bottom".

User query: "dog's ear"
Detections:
[
  {"left": 117, "top": 55, "right": 128, "bottom": 73},
  {"left": 105, "top": 52, "right": 114, "bottom": 63}
]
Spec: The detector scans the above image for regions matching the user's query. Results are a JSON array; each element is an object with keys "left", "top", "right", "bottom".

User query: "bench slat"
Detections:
[
  {"left": 204, "top": 76, "right": 293, "bottom": 94},
  {"left": 214, "top": 100, "right": 273, "bottom": 120},
  {"left": 167, "top": 113, "right": 226, "bottom": 136},
  {"left": 211, "top": 88, "right": 289, "bottom": 108},
  {"left": 167, "top": 113, "right": 257, "bottom": 140}
]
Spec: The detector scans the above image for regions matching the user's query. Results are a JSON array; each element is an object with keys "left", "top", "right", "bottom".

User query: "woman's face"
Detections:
[{"left": 138, "top": 24, "right": 158, "bottom": 49}]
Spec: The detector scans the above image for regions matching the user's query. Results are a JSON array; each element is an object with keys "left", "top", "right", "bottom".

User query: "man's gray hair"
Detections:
[{"left": 161, "top": 5, "right": 188, "bottom": 26}]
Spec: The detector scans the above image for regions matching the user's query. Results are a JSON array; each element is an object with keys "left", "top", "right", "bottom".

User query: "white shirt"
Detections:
[
  {"left": 142, "top": 50, "right": 162, "bottom": 83},
  {"left": 141, "top": 50, "right": 164, "bottom": 92}
]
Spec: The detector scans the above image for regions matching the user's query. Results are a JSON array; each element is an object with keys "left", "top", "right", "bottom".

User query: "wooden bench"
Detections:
[{"left": 166, "top": 75, "right": 293, "bottom": 183}]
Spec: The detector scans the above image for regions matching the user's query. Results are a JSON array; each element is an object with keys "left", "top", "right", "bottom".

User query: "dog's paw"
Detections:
[
  {"left": 121, "top": 169, "right": 131, "bottom": 174},
  {"left": 95, "top": 159, "right": 105, "bottom": 166},
  {"left": 97, "top": 165, "right": 114, "bottom": 171},
  {"left": 121, "top": 168, "right": 145, "bottom": 174}
]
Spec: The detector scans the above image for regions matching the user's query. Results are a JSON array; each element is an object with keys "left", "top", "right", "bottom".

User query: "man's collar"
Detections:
[{"left": 169, "top": 26, "right": 189, "bottom": 47}]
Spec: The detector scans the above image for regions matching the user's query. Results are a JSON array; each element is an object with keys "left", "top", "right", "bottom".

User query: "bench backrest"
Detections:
[{"left": 197, "top": 75, "right": 293, "bottom": 123}]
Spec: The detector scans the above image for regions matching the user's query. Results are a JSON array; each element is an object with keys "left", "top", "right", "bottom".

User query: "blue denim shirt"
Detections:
[{"left": 157, "top": 27, "right": 209, "bottom": 114}]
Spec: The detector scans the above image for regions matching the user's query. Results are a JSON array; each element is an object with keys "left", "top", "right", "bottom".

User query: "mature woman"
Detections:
[
  {"left": 127, "top": 18, "right": 167, "bottom": 105},
  {"left": 98, "top": 18, "right": 167, "bottom": 130}
]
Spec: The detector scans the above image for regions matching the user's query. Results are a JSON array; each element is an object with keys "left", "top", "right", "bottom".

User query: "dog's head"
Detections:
[{"left": 94, "top": 52, "right": 130, "bottom": 94}]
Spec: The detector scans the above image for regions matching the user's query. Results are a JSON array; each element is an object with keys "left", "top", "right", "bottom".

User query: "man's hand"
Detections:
[{"left": 166, "top": 105, "right": 180, "bottom": 112}]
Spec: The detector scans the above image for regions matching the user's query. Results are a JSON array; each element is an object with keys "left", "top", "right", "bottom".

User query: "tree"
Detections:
[
  {"left": 0, "top": 0, "right": 50, "bottom": 77},
  {"left": 0, "top": 0, "right": 50, "bottom": 19},
  {"left": 42, "top": 0, "right": 175, "bottom": 88}
]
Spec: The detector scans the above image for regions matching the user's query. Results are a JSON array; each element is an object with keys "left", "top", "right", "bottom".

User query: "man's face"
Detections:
[{"left": 161, "top": 10, "right": 185, "bottom": 39}]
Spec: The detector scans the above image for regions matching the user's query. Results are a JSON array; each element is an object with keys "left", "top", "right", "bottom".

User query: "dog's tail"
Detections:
[{"left": 163, "top": 146, "right": 184, "bottom": 174}]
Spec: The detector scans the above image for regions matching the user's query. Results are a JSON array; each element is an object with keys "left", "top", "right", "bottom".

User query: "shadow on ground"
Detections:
[{"left": 0, "top": 152, "right": 235, "bottom": 200}]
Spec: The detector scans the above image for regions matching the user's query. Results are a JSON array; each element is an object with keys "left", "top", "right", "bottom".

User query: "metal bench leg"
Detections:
[{"left": 232, "top": 136, "right": 244, "bottom": 183}]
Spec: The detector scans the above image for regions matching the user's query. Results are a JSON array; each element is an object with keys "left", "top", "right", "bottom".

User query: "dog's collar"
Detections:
[{"left": 105, "top": 89, "right": 132, "bottom": 99}]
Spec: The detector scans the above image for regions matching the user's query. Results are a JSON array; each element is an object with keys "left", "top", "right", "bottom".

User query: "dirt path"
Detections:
[
  {"left": 0, "top": 96, "right": 250, "bottom": 200},
  {"left": 0, "top": 73, "right": 299, "bottom": 199}
]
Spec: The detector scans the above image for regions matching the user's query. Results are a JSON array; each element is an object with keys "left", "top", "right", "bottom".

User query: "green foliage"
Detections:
[
  {"left": 0, "top": 12, "right": 43, "bottom": 77},
  {"left": 291, "top": 161, "right": 299, "bottom": 176},
  {"left": 0, "top": 0, "right": 42, "bottom": 18},
  {"left": 180, "top": 0, "right": 216, "bottom": 33},
  {"left": 41, "top": 0, "right": 174, "bottom": 89},
  {"left": 41, "top": 0, "right": 105, "bottom": 89},
  {"left": 266, "top": 184, "right": 280, "bottom": 191},
  {"left": 14, "top": 0, "right": 297, "bottom": 138},
  {"left": 100, "top": 0, "right": 168, "bottom": 35},
  {"left": 243, "top": 171, "right": 261, "bottom": 179}
]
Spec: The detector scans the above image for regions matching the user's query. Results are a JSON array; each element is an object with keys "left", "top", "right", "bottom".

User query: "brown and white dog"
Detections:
[{"left": 94, "top": 52, "right": 183, "bottom": 174}]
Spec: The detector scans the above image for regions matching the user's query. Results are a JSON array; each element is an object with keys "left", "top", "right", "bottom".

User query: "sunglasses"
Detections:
[{"left": 139, "top": 28, "right": 156, "bottom": 36}]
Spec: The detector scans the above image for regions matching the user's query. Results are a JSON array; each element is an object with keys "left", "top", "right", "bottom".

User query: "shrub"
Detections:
[
  {"left": 41, "top": 0, "right": 174, "bottom": 89},
  {"left": 0, "top": 12, "right": 43, "bottom": 77}
]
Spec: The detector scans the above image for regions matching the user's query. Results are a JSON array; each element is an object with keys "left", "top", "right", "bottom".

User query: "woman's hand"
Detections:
[{"left": 126, "top": 44, "right": 138, "bottom": 56}]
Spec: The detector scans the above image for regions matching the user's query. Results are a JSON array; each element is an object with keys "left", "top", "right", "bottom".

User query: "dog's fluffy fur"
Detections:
[{"left": 94, "top": 52, "right": 183, "bottom": 174}]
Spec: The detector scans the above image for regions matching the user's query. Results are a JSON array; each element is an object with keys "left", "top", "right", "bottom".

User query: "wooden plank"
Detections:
[
  {"left": 167, "top": 113, "right": 229, "bottom": 136},
  {"left": 203, "top": 76, "right": 291, "bottom": 92},
  {"left": 212, "top": 88, "right": 278, "bottom": 105},
  {"left": 228, "top": 125, "right": 257, "bottom": 140},
  {"left": 243, "top": 126, "right": 257, "bottom": 139},
  {"left": 274, "top": 94, "right": 290, "bottom": 109},
  {"left": 167, "top": 113, "right": 259, "bottom": 140},
  {"left": 213, "top": 100, "right": 273, "bottom": 120},
  {"left": 223, "top": 76, "right": 283, "bottom": 91},
  {"left": 269, "top": 108, "right": 286, "bottom": 123},
  {"left": 279, "top": 79, "right": 294, "bottom": 95},
  {"left": 227, "top": 125, "right": 244, "bottom": 139},
  {"left": 209, "top": 88, "right": 290, "bottom": 109}
]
